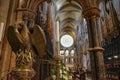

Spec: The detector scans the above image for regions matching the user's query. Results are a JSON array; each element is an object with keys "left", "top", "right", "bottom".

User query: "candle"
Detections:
[
  {"left": 56, "top": 21, "right": 59, "bottom": 42},
  {"left": 0, "top": 22, "right": 4, "bottom": 41}
]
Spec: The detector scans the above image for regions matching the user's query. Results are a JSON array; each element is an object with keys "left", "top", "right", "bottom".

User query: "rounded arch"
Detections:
[{"left": 60, "top": 18, "right": 80, "bottom": 27}]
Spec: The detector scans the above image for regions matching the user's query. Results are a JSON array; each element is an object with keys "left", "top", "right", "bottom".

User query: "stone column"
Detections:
[
  {"left": 0, "top": 0, "right": 18, "bottom": 79},
  {"left": 54, "top": 19, "right": 61, "bottom": 80},
  {"left": 55, "top": 57, "right": 62, "bottom": 80},
  {"left": 83, "top": 7, "right": 106, "bottom": 80}
]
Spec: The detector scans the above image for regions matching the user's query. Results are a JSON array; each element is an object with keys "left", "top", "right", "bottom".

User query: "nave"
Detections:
[{"left": 0, "top": 0, "right": 120, "bottom": 80}]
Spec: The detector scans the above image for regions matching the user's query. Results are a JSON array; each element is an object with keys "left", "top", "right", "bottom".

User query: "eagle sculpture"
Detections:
[{"left": 7, "top": 21, "right": 46, "bottom": 66}]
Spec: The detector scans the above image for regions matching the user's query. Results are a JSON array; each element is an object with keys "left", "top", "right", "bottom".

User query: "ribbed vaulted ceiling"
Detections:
[{"left": 55, "top": 0, "right": 83, "bottom": 45}]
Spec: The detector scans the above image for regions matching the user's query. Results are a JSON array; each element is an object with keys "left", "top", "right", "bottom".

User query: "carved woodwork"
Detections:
[{"left": 7, "top": 21, "right": 46, "bottom": 79}]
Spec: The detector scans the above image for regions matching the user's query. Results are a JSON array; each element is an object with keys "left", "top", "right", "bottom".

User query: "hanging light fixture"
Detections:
[
  {"left": 113, "top": 55, "right": 118, "bottom": 59},
  {"left": 108, "top": 57, "right": 112, "bottom": 60}
]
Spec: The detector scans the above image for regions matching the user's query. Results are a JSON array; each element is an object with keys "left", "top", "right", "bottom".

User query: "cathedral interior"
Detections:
[{"left": 0, "top": 0, "right": 120, "bottom": 80}]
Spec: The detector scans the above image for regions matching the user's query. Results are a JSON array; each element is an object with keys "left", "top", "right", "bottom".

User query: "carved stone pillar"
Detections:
[
  {"left": 11, "top": 50, "right": 35, "bottom": 80},
  {"left": 54, "top": 56, "right": 62, "bottom": 80},
  {"left": 83, "top": 7, "right": 106, "bottom": 80}
]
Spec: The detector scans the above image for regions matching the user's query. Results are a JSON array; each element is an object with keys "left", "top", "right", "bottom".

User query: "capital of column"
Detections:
[
  {"left": 83, "top": 7, "right": 100, "bottom": 19},
  {"left": 88, "top": 47, "right": 104, "bottom": 52}
]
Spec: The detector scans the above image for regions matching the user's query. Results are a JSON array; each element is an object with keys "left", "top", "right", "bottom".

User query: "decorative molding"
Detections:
[{"left": 88, "top": 47, "right": 104, "bottom": 52}]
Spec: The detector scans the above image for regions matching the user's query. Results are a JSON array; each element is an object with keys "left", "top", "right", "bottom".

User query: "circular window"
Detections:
[{"left": 60, "top": 34, "right": 74, "bottom": 48}]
